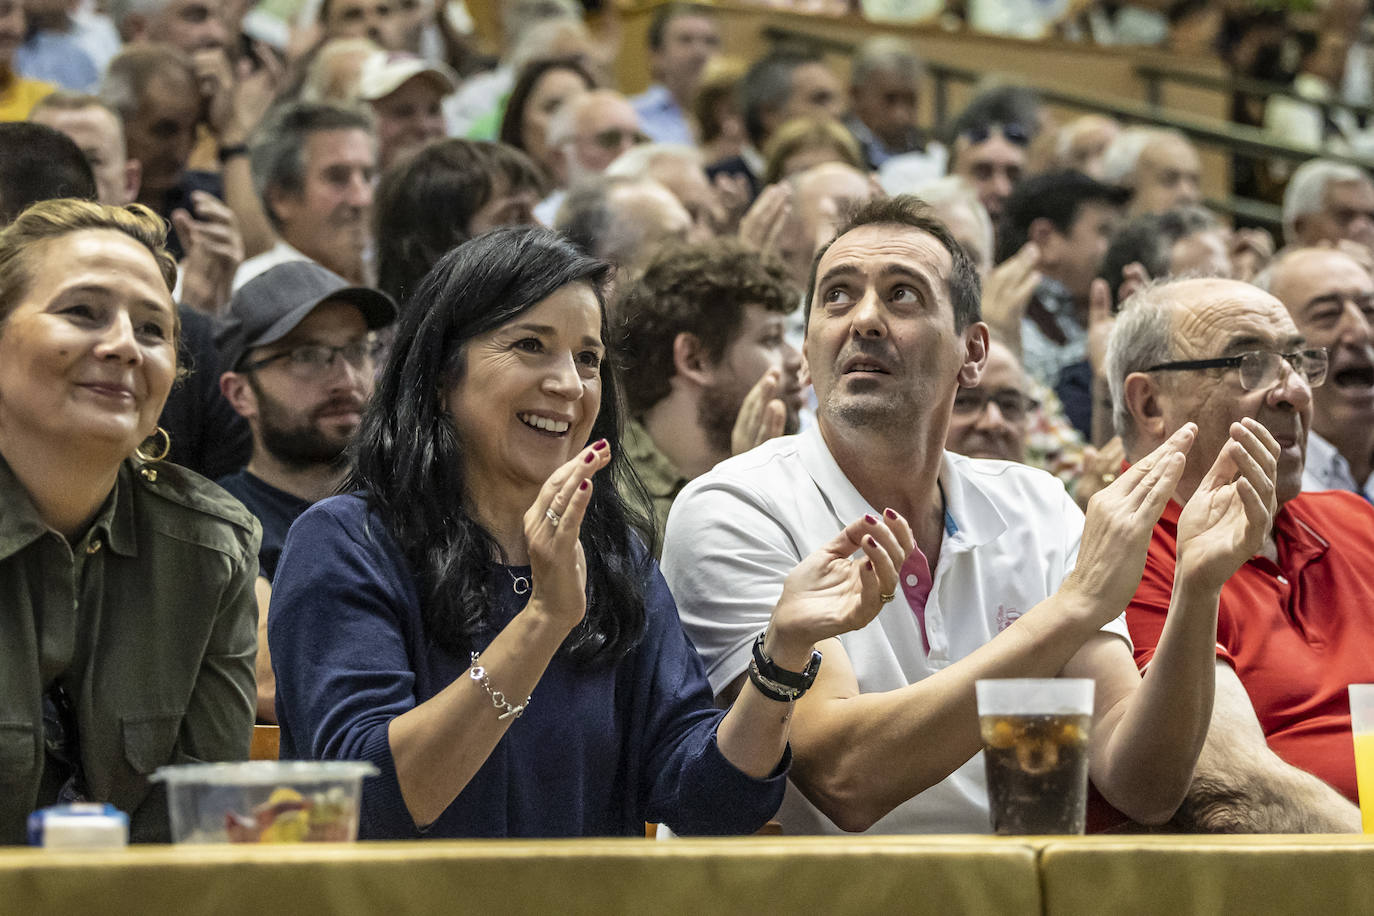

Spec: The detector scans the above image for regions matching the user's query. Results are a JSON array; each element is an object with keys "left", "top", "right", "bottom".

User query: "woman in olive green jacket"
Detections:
[{"left": 0, "top": 199, "right": 260, "bottom": 843}]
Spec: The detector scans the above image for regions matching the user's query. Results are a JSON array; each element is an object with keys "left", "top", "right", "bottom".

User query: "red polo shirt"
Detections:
[{"left": 1126, "top": 489, "right": 1374, "bottom": 801}]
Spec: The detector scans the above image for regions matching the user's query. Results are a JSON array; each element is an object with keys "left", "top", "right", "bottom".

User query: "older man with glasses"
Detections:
[
  {"left": 216, "top": 260, "right": 396, "bottom": 721},
  {"left": 944, "top": 337, "right": 1038, "bottom": 464},
  {"left": 536, "top": 90, "right": 648, "bottom": 225},
  {"left": 1106, "top": 275, "right": 1371, "bottom": 832},
  {"left": 1258, "top": 247, "right": 1374, "bottom": 501}
]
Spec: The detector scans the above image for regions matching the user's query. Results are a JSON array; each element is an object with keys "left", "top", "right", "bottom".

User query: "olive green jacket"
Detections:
[
  {"left": 0, "top": 456, "right": 260, "bottom": 843},
  {"left": 621, "top": 420, "right": 692, "bottom": 557}
]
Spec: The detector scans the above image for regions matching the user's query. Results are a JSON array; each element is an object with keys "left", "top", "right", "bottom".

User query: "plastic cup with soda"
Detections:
[{"left": 975, "top": 678, "right": 1095, "bottom": 835}]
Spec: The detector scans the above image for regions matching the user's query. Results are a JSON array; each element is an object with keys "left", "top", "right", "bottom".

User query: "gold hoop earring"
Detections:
[{"left": 136, "top": 427, "right": 172, "bottom": 463}]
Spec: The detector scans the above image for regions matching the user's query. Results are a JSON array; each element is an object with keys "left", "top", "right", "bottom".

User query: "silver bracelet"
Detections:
[{"left": 469, "top": 652, "right": 529, "bottom": 720}]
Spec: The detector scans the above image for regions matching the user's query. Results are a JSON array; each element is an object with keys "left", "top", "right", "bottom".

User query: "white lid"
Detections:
[
  {"left": 40, "top": 814, "right": 129, "bottom": 849},
  {"left": 151, "top": 760, "right": 379, "bottom": 786}
]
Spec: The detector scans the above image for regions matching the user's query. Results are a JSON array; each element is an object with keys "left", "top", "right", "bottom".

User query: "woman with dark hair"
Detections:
[
  {"left": 269, "top": 226, "right": 910, "bottom": 838},
  {"left": 498, "top": 56, "right": 597, "bottom": 181},
  {"left": 374, "top": 139, "right": 546, "bottom": 307}
]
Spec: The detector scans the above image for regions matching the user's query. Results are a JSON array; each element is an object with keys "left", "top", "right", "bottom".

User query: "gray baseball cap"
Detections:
[{"left": 218, "top": 260, "right": 397, "bottom": 371}]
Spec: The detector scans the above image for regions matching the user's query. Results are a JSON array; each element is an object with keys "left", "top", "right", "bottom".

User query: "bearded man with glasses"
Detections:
[
  {"left": 1105, "top": 275, "right": 1371, "bottom": 832},
  {"left": 216, "top": 260, "right": 396, "bottom": 721}
]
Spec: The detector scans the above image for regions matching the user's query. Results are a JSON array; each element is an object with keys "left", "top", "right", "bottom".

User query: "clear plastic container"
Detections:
[{"left": 152, "top": 761, "right": 377, "bottom": 843}]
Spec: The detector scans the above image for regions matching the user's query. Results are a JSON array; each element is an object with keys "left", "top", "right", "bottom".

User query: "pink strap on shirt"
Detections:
[{"left": 900, "top": 546, "right": 935, "bottom": 655}]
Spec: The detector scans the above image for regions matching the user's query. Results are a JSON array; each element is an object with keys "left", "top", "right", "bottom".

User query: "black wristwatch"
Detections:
[
  {"left": 217, "top": 143, "right": 249, "bottom": 164},
  {"left": 747, "top": 632, "right": 822, "bottom": 702}
]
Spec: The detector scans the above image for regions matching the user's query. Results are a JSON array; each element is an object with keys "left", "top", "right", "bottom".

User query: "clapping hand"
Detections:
[
  {"left": 981, "top": 241, "right": 1041, "bottom": 346},
  {"left": 1228, "top": 228, "right": 1274, "bottom": 282},
  {"left": 738, "top": 183, "right": 793, "bottom": 261},
  {"left": 521, "top": 440, "right": 611, "bottom": 632},
  {"left": 1174, "top": 418, "right": 1278, "bottom": 593},
  {"left": 712, "top": 172, "right": 753, "bottom": 234},
  {"left": 765, "top": 510, "right": 913, "bottom": 668},
  {"left": 173, "top": 191, "right": 244, "bottom": 315},
  {"left": 1074, "top": 435, "right": 1126, "bottom": 512},
  {"left": 197, "top": 43, "right": 284, "bottom": 144},
  {"left": 731, "top": 367, "right": 788, "bottom": 456},
  {"left": 1063, "top": 423, "right": 1196, "bottom": 626},
  {"left": 1087, "top": 277, "right": 1114, "bottom": 377}
]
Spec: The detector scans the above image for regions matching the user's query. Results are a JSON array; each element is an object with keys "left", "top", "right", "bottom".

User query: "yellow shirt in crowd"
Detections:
[{"left": 0, "top": 73, "right": 55, "bottom": 122}]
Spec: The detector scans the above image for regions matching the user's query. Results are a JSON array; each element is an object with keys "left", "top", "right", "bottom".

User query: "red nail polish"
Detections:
[
  {"left": 866, "top": 560, "right": 874, "bottom": 571},
  {"left": 884, "top": 508, "right": 897, "bottom": 520},
  {"left": 866, "top": 535, "right": 877, "bottom": 547},
  {"left": 584, "top": 453, "right": 595, "bottom": 463},
  {"left": 865, "top": 513, "right": 878, "bottom": 525},
  {"left": 579, "top": 480, "right": 589, "bottom": 491},
  {"left": 593, "top": 439, "right": 608, "bottom": 450}
]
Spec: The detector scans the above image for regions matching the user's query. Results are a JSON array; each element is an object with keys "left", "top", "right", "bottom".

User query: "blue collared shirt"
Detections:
[
  {"left": 16, "top": 29, "right": 98, "bottom": 91},
  {"left": 631, "top": 84, "right": 695, "bottom": 145}
]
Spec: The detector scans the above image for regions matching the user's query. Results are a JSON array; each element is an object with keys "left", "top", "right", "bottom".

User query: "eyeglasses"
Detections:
[
  {"left": 952, "top": 388, "right": 1039, "bottom": 422},
  {"left": 960, "top": 122, "right": 1031, "bottom": 147},
  {"left": 1142, "top": 347, "right": 1328, "bottom": 391},
  {"left": 240, "top": 338, "right": 381, "bottom": 379}
]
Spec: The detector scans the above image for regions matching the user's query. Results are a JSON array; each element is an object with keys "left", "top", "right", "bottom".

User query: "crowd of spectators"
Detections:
[{"left": 3, "top": 0, "right": 1374, "bottom": 847}]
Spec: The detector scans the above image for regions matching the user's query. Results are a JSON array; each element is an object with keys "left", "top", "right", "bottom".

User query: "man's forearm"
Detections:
[
  {"left": 1168, "top": 661, "right": 1364, "bottom": 833},
  {"left": 1175, "top": 747, "right": 1361, "bottom": 833},
  {"left": 790, "top": 591, "right": 1107, "bottom": 832},
  {"left": 1091, "top": 577, "right": 1221, "bottom": 824},
  {"left": 220, "top": 155, "right": 275, "bottom": 258}
]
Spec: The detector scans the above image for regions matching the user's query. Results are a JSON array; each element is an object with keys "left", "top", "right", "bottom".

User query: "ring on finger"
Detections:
[
  {"left": 879, "top": 590, "right": 896, "bottom": 604},
  {"left": 545, "top": 507, "right": 561, "bottom": 528}
]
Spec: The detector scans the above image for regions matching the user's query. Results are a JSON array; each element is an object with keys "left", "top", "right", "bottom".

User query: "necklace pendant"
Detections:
[{"left": 511, "top": 575, "right": 530, "bottom": 596}]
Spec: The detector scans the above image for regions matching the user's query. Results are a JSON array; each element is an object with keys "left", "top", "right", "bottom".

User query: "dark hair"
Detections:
[
  {"left": 0, "top": 124, "right": 98, "bottom": 225},
  {"left": 348, "top": 226, "right": 649, "bottom": 665},
  {"left": 740, "top": 50, "right": 820, "bottom": 148},
  {"left": 944, "top": 85, "right": 1042, "bottom": 149},
  {"left": 250, "top": 101, "right": 375, "bottom": 228},
  {"left": 498, "top": 56, "right": 598, "bottom": 156},
  {"left": 374, "top": 139, "right": 546, "bottom": 306},
  {"left": 616, "top": 238, "right": 797, "bottom": 415},
  {"left": 646, "top": 2, "right": 713, "bottom": 51},
  {"left": 1100, "top": 205, "right": 1218, "bottom": 308},
  {"left": 805, "top": 194, "right": 982, "bottom": 330},
  {"left": 994, "top": 169, "right": 1128, "bottom": 264}
]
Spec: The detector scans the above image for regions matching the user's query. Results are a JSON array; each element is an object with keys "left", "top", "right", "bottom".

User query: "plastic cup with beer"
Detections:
[
  {"left": 1349, "top": 684, "right": 1374, "bottom": 833},
  {"left": 975, "top": 678, "right": 1095, "bottom": 835}
]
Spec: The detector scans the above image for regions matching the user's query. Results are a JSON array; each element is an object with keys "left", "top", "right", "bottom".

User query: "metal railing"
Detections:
[
  {"left": 761, "top": 23, "right": 1374, "bottom": 232},
  {"left": 1135, "top": 63, "right": 1374, "bottom": 126}
]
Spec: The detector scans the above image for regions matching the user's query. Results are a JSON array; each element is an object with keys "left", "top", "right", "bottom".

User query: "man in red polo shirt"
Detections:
[{"left": 1107, "top": 276, "right": 1367, "bottom": 831}]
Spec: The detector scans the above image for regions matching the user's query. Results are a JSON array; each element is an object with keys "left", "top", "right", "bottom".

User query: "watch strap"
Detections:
[
  {"left": 217, "top": 143, "right": 250, "bottom": 163},
  {"left": 750, "top": 632, "right": 822, "bottom": 691}
]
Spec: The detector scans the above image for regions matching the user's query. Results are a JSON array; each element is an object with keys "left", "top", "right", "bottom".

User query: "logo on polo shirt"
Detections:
[{"left": 995, "top": 604, "right": 1022, "bottom": 632}]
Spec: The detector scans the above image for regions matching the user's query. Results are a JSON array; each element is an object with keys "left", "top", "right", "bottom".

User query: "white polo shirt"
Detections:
[{"left": 661, "top": 424, "right": 1130, "bottom": 834}]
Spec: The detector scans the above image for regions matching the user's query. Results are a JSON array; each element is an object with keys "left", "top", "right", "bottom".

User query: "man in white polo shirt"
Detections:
[{"left": 661, "top": 196, "right": 1279, "bottom": 834}]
